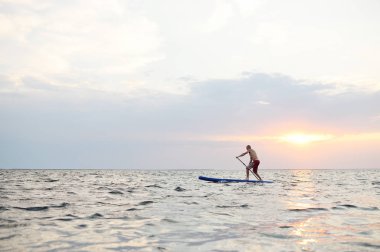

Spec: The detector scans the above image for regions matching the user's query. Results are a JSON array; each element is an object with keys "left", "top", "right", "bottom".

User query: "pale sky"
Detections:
[{"left": 1, "top": 0, "right": 379, "bottom": 169}]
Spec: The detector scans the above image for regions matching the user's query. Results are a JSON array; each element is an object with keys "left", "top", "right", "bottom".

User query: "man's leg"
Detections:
[
  {"left": 246, "top": 167, "right": 249, "bottom": 180},
  {"left": 255, "top": 172, "right": 262, "bottom": 181},
  {"left": 253, "top": 160, "right": 262, "bottom": 180}
]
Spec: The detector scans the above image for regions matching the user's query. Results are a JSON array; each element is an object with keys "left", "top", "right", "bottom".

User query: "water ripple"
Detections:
[
  {"left": 1, "top": 169, "right": 379, "bottom": 251},
  {"left": 288, "top": 207, "right": 329, "bottom": 212},
  {"left": 174, "top": 186, "right": 186, "bottom": 191},
  {"left": 13, "top": 206, "right": 49, "bottom": 211},
  {"left": 138, "top": 201, "right": 154, "bottom": 206}
]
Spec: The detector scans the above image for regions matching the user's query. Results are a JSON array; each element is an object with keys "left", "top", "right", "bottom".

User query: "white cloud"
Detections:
[
  {"left": 233, "top": 0, "right": 264, "bottom": 18},
  {"left": 256, "top": 100, "right": 270, "bottom": 105},
  {"left": 0, "top": 0, "right": 379, "bottom": 98},
  {"left": 247, "top": 0, "right": 380, "bottom": 92},
  {"left": 0, "top": 0, "right": 164, "bottom": 93},
  {"left": 201, "top": 0, "right": 234, "bottom": 32}
]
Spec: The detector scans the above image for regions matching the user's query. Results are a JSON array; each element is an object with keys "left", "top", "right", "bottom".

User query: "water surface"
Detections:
[{"left": 1, "top": 169, "right": 379, "bottom": 251}]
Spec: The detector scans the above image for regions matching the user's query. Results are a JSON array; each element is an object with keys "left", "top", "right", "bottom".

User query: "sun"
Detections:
[{"left": 279, "top": 133, "right": 333, "bottom": 145}]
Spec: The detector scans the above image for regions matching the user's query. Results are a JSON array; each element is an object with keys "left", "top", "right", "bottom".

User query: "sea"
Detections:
[{"left": 0, "top": 169, "right": 379, "bottom": 252}]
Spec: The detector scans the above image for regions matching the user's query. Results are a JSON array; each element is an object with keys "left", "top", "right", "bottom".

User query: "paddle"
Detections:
[{"left": 236, "top": 157, "right": 260, "bottom": 180}]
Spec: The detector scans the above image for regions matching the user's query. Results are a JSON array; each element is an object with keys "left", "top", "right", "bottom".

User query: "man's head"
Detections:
[{"left": 246, "top": 145, "right": 251, "bottom": 150}]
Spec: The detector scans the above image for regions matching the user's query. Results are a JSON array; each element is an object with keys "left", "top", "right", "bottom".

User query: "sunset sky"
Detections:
[{"left": 1, "top": 0, "right": 379, "bottom": 169}]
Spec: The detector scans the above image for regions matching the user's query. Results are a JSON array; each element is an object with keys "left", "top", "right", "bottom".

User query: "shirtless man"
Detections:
[{"left": 236, "top": 145, "right": 262, "bottom": 181}]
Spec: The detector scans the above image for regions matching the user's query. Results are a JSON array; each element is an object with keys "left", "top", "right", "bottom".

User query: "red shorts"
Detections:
[{"left": 248, "top": 160, "right": 260, "bottom": 173}]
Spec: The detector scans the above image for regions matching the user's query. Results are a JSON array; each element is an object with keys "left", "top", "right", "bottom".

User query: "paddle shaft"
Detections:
[{"left": 236, "top": 157, "right": 260, "bottom": 180}]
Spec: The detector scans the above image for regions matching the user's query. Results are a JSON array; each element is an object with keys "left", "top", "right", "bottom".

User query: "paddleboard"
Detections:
[{"left": 199, "top": 176, "right": 273, "bottom": 183}]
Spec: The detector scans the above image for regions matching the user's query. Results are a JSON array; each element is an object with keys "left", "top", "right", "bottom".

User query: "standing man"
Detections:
[{"left": 236, "top": 145, "right": 262, "bottom": 181}]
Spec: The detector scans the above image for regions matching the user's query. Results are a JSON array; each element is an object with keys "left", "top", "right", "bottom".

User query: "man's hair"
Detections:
[{"left": 246, "top": 145, "right": 251, "bottom": 149}]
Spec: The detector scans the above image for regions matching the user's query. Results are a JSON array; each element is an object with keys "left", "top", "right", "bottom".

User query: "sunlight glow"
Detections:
[
  {"left": 195, "top": 131, "right": 380, "bottom": 146},
  {"left": 279, "top": 133, "right": 333, "bottom": 145}
]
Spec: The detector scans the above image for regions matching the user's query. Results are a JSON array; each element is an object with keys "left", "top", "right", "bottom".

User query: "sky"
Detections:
[{"left": 0, "top": 0, "right": 379, "bottom": 170}]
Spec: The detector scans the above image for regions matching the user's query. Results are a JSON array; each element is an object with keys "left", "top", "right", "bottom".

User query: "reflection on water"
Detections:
[
  {"left": 292, "top": 217, "right": 326, "bottom": 248},
  {"left": 284, "top": 170, "right": 321, "bottom": 250},
  {"left": 279, "top": 169, "right": 380, "bottom": 251},
  {"left": 0, "top": 169, "right": 379, "bottom": 251}
]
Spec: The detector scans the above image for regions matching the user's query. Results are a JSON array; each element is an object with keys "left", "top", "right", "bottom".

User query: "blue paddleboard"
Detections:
[{"left": 199, "top": 176, "right": 273, "bottom": 183}]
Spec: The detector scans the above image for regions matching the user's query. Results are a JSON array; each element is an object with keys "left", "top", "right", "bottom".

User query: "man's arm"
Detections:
[{"left": 236, "top": 151, "right": 248, "bottom": 158}]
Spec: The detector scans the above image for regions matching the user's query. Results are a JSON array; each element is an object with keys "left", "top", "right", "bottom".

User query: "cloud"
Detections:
[
  {"left": 185, "top": 73, "right": 380, "bottom": 135},
  {"left": 1, "top": 0, "right": 379, "bottom": 98},
  {"left": 233, "top": 0, "right": 264, "bottom": 18},
  {"left": 256, "top": 100, "right": 270, "bottom": 105},
  {"left": 0, "top": 0, "right": 164, "bottom": 94},
  {"left": 1, "top": 0, "right": 379, "bottom": 169},
  {"left": 1, "top": 72, "right": 379, "bottom": 169},
  {"left": 2, "top": 71, "right": 378, "bottom": 139},
  {"left": 201, "top": 0, "right": 234, "bottom": 32},
  {"left": 0, "top": 75, "right": 13, "bottom": 88}
]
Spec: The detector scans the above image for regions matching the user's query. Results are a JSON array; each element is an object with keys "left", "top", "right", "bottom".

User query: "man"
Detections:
[{"left": 236, "top": 145, "right": 262, "bottom": 181}]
